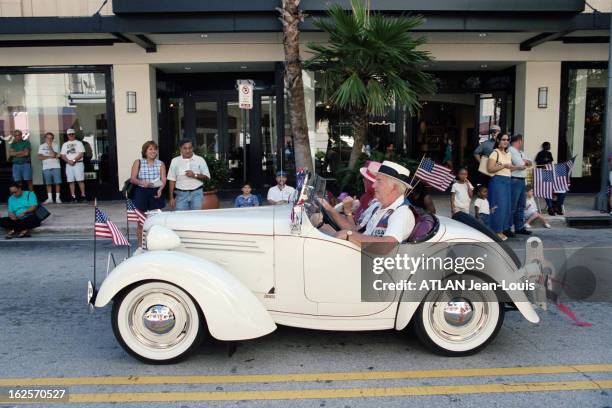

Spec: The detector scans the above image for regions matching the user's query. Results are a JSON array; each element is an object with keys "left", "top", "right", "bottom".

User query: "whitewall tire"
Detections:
[
  {"left": 112, "top": 281, "right": 205, "bottom": 364},
  {"left": 414, "top": 274, "right": 504, "bottom": 356}
]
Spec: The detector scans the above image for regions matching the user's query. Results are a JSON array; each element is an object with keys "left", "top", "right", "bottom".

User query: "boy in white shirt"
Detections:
[
  {"left": 60, "top": 129, "right": 86, "bottom": 202},
  {"left": 473, "top": 185, "right": 490, "bottom": 227},
  {"left": 450, "top": 167, "right": 473, "bottom": 215}
]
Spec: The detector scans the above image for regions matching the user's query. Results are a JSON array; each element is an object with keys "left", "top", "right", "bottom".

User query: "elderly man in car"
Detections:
[{"left": 320, "top": 161, "right": 415, "bottom": 245}]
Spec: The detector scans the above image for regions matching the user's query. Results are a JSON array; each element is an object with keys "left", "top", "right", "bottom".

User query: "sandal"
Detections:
[
  {"left": 16, "top": 230, "right": 31, "bottom": 238},
  {"left": 5, "top": 230, "right": 15, "bottom": 240}
]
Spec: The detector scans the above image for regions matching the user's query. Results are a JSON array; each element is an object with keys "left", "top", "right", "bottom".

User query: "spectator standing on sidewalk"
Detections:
[
  {"left": 8, "top": 130, "right": 33, "bottom": 191},
  {"left": 130, "top": 140, "right": 166, "bottom": 245},
  {"left": 450, "top": 167, "right": 473, "bottom": 215},
  {"left": 474, "top": 185, "right": 490, "bottom": 227},
  {"left": 167, "top": 139, "right": 210, "bottom": 211},
  {"left": 37, "top": 132, "right": 62, "bottom": 204},
  {"left": 473, "top": 125, "right": 500, "bottom": 186},
  {"left": 535, "top": 141, "right": 556, "bottom": 215},
  {"left": 486, "top": 133, "right": 516, "bottom": 241},
  {"left": 0, "top": 182, "right": 40, "bottom": 239},
  {"left": 60, "top": 129, "right": 87, "bottom": 202},
  {"left": 267, "top": 171, "right": 296, "bottom": 205},
  {"left": 508, "top": 134, "right": 531, "bottom": 235}
]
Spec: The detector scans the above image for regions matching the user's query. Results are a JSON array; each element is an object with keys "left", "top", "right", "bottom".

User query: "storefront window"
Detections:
[
  {"left": 563, "top": 67, "right": 607, "bottom": 179},
  {"left": 0, "top": 70, "right": 114, "bottom": 193}
]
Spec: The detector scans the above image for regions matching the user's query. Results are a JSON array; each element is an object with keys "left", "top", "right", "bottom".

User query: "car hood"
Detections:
[{"left": 144, "top": 206, "right": 276, "bottom": 236}]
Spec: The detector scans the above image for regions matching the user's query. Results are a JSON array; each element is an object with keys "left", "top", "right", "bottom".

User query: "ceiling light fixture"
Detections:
[
  {"left": 480, "top": 64, "right": 488, "bottom": 68},
  {"left": 479, "top": 33, "right": 487, "bottom": 37},
  {"left": 184, "top": 67, "right": 192, "bottom": 71},
  {"left": 200, "top": 34, "right": 208, "bottom": 38},
  {"left": 240, "top": 65, "right": 248, "bottom": 69}
]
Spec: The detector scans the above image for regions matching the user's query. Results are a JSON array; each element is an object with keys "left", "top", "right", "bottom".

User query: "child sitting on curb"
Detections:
[{"left": 524, "top": 185, "right": 551, "bottom": 229}]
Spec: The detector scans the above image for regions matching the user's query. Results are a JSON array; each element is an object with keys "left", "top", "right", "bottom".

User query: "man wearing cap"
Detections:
[
  {"left": 61, "top": 128, "right": 87, "bottom": 202},
  {"left": 324, "top": 161, "right": 416, "bottom": 245},
  {"left": 474, "top": 125, "right": 501, "bottom": 186},
  {"left": 267, "top": 171, "right": 296, "bottom": 205}
]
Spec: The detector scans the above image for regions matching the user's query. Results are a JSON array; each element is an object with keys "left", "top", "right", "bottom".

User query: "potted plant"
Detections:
[{"left": 196, "top": 150, "right": 228, "bottom": 209}]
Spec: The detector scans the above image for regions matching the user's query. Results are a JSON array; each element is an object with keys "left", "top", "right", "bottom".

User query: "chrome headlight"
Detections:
[{"left": 145, "top": 225, "right": 182, "bottom": 251}]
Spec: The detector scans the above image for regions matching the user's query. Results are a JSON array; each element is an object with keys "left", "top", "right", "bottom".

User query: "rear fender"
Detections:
[{"left": 94, "top": 251, "right": 276, "bottom": 341}]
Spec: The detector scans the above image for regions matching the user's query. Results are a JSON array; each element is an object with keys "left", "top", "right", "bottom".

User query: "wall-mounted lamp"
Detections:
[
  {"left": 538, "top": 87, "right": 548, "bottom": 109},
  {"left": 127, "top": 91, "right": 137, "bottom": 113}
]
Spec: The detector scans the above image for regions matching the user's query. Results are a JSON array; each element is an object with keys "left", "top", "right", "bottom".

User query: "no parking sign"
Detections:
[{"left": 237, "top": 79, "right": 254, "bottom": 109}]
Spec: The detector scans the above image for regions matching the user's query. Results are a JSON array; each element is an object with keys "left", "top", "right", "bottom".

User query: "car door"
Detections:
[{"left": 303, "top": 234, "right": 396, "bottom": 316}]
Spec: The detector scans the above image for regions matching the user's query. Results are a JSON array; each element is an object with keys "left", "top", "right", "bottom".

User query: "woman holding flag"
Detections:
[{"left": 130, "top": 141, "right": 166, "bottom": 246}]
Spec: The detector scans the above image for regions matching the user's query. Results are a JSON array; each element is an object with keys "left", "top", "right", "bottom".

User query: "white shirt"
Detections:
[
  {"left": 361, "top": 195, "right": 415, "bottom": 243},
  {"left": 38, "top": 142, "right": 61, "bottom": 170},
  {"left": 509, "top": 146, "right": 531, "bottom": 178},
  {"left": 451, "top": 182, "right": 472, "bottom": 211},
  {"left": 525, "top": 197, "right": 538, "bottom": 216},
  {"left": 61, "top": 140, "right": 85, "bottom": 162},
  {"left": 267, "top": 185, "right": 296, "bottom": 203},
  {"left": 474, "top": 198, "right": 490, "bottom": 215},
  {"left": 167, "top": 154, "right": 210, "bottom": 190}
]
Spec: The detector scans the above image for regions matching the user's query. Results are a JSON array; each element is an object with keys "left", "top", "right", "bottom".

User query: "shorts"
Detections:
[
  {"left": 43, "top": 168, "right": 62, "bottom": 185},
  {"left": 65, "top": 161, "right": 85, "bottom": 182},
  {"left": 12, "top": 162, "right": 32, "bottom": 182},
  {"left": 133, "top": 186, "right": 166, "bottom": 212},
  {"left": 524, "top": 210, "right": 537, "bottom": 219}
]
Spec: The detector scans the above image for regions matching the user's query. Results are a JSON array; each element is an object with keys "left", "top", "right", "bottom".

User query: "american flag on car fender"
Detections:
[
  {"left": 414, "top": 158, "right": 455, "bottom": 191},
  {"left": 126, "top": 198, "right": 147, "bottom": 225},
  {"left": 95, "top": 207, "right": 130, "bottom": 246}
]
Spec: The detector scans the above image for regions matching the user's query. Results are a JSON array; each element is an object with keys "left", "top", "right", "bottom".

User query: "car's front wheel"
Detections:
[
  {"left": 414, "top": 274, "right": 504, "bottom": 356},
  {"left": 112, "top": 281, "right": 205, "bottom": 364}
]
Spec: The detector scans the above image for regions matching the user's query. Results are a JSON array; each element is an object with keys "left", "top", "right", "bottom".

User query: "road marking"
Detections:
[
  {"left": 54, "top": 379, "right": 612, "bottom": 403},
  {"left": 0, "top": 364, "right": 610, "bottom": 387}
]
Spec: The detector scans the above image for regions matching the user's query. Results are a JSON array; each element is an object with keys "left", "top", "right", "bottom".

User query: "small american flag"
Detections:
[
  {"left": 95, "top": 207, "right": 130, "bottom": 246},
  {"left": 414, "top": 158, "right": 455, "bottom": 191},
  {"left": 126, "top": 199, "right": 147, "bottom": 225},
  {"left": 533, "top": 168, "right": 554, "bottom": 199}
]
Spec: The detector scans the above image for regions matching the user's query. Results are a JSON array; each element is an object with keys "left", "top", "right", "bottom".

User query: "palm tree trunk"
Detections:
[
  {"left": 279, "top": 0, "right": 313, "bottom": 173},
  {"left": 348, "top": 109, "right": 368, "bottom": 169}
]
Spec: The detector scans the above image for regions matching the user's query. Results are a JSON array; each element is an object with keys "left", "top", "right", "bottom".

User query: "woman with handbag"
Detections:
[
  {"left": 130, "top": 141, "right": 166, "bottom": 246},
  {"left": 0, "top": 182, "right": 41, "bottom": 239},
  {"left": 486, "top": 133, "right": 524, "bottom": 241}
]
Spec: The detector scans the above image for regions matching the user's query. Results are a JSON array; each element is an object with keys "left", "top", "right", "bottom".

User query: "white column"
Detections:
[
  {"left": 113, "top": 64, "right": 157, "bottom": 189},
  {"left": 514, "top": 62, "right": 561, "bottom": 161},
  {"left": 302, "top": 70, "right": 317, "bottom": 165}
]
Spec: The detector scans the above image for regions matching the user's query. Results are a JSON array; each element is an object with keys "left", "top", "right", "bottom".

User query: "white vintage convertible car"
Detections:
[{"left": 89, "top": 173, "right": 546, "bottom": 364}]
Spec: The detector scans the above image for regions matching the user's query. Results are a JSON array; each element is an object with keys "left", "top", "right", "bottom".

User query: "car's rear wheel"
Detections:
[
  {"left": 112, "top": 281, "right": 205, "bottom": 364},
  {"left": 414, "top": 274, "right": 504, "bottom": 356}
]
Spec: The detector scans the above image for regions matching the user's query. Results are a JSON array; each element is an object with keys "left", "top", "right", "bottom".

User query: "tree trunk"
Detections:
[
  {"left": 279, "top": 0, "right": 313, "bottom": 173},
  {"left": 348, "top": 109, "right": 368, "bottom": 170}
]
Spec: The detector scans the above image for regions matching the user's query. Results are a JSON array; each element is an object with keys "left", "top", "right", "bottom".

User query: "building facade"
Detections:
[{"left": 0, "top": 0, "right": 610, "bottom": 200}]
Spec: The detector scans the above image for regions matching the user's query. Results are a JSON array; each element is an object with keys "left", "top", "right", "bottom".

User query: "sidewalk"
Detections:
[{"left": 0, "top": 194, "right": 607, "bottom": 236}]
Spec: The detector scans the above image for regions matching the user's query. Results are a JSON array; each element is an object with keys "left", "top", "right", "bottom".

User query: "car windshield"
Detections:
[{"left": 294, "top": 171, "right": 327, "bottom": 220}]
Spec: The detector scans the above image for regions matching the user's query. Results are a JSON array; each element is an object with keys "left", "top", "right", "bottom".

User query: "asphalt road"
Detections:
[{"left": 0, "top": 228, "right": 611, "bottom": 408}]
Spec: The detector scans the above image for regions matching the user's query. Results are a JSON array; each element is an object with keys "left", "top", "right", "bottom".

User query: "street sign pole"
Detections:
[{"left": 237, "top": 79, "right": 254, "bottom": 185}]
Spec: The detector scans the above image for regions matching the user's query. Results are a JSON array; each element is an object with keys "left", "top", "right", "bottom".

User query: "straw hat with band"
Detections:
[{"left": 374, "top": 160, "right": 412, "bottom": 189}]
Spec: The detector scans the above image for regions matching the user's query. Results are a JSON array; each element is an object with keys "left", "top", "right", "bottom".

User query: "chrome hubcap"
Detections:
[
  {"left": 143, "top": 305, "right": 176, "bottom": 334},
  {"left": 127, "top": 289, "right": 192, "bottom": 350},
  {"left": 443, "top": 299, "right": 473, "bottom": 326}
]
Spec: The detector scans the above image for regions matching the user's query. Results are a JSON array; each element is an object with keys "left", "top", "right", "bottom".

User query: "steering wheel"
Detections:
[{"left": 320, "top": 205, "right": 341, "bottom": 231}]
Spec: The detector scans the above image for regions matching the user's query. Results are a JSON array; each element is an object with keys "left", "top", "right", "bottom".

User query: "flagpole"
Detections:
[
  {"left": 409, "top": 154, "right": 426, "bottom": 186},
  {"left": 93, "top": 198, "right": 97, "bottom": 290},
  {"left": 125, "top": 192, "right": 131, "bottom": 257},
  {"left": 406, "top": 179, "right": 420, "bottom": 198}
]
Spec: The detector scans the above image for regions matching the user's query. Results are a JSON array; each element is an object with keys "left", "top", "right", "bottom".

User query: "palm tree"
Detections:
[
  {"left": 305, "top": 0, "right": 436, "bottom": 169},
  {"left": 278, "top": 0, "right": 313, "bottom": 172}
]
